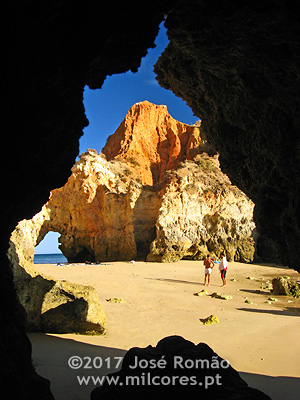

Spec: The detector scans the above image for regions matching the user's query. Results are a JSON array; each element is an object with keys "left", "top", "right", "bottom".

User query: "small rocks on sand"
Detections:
[
  {"left": 106, "top": 298, "right": 127, "bottom": 303},
  {"left": 211, "top": 292, "right": 232, "bottom": 300},
  {"left": 201, "top": 315, "right": 220, "bottom": 325},
  {"left": 194, "top": 289, "right": 209, "bottom": 296}
]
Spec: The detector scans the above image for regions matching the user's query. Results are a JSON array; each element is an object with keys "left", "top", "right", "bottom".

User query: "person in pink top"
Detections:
[{"left": 219, "top": 252, "right": 228, "bottom": 287}]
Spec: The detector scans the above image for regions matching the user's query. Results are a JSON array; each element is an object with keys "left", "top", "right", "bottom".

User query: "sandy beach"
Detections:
[{"left": 29, "top": 260, "right": 300, "bottom": 400}]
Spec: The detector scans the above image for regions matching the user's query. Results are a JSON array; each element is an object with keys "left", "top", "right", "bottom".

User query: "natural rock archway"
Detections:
[
  {"left": 2, "top": 1, "right": 300, "bottom": 398},
  {"left": 10, "top": 102, "right": 256, "bottom": 265}
]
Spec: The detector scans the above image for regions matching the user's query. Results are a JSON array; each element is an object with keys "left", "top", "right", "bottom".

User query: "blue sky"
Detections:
[{"left": 35, "top": 22, "right": 198, "bottom": 254}]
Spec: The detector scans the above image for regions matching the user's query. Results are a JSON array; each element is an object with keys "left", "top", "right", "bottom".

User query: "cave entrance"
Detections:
[
  {"left": 78, "top": 22, "right": 197, "bottom": 263},
  {"left": 80, "top": 22, "right": 198, "bottom": 156},
  {"left": 33, "top": 231, "right": 67, "bottom": 264},
  {"left": 27, "top": 21, "right": 200, "bottom": 400}
]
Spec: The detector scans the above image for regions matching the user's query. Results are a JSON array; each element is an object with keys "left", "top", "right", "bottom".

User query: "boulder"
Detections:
[
  {"left": 8, "top": 233, "right": 107, "bottom": 334},
  {"left": 272, "top": 277, "right": 300, "bottom": 298},
  {"left": 211, "top": 293, "right": 232, "bottom": 300},
  {"left": 272, "top": 276, "right": 291, "bottom": 295},
  {"left": 91, "top": 335, "right": 271, "bottom": 400},
  {"left": 40, "top": 281, "right": 106, "bottom": 334}
]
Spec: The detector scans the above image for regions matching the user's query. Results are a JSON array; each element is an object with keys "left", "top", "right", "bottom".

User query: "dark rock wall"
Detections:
[
  {"left": 2, "top": 0, "right": 300, "bottom": 397},
  {"left": 155, "top": 0, "right": 300, "bottom": 269},
  {"left": 2, "top": 1, "right": 169, "bottom": 397}
]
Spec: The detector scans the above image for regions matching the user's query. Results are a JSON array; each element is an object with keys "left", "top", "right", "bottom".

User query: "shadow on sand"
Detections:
[
  {"left": 237, "top": 307, "right": 300, "bottom": 317},
  {"left": 29, "top": 333, "right": 126, "bottom": 400},
  {"left": 249, "top": 263, "right": 298, "bottom": 271},
  {"left": 29, "top": 333, "right": 300, "bottom": 400},
  {"left": 145, "top": 277, "right": 201, "bottom": 285},
  {"left": 239, "top": 372, "right": 300, "bottom": 400},
  {"left": 239, "top": 289, "right": 271, "bottom": 295}
]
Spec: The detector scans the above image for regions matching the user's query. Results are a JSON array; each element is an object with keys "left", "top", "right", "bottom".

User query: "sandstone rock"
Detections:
[
  {"left": 211, "top": 293, "right": 232, "bottom": 300},
  {"left": 272, "top": 276, "right": 290, "bottom": 295},
  {"left": 272, "top": 277, "right": 300, "bottom": 298},
  {"left": 40, "top": 281, "right": 106, "bottom": 334},
  {"left": 147, "top": 155, "right": 255, "bottom": 263},
  {"left": 10, "top": 102, "right": 256, "bottom": 264},
  {"left": 102, "top": 101, "right": 205, "bottom": 185},
  {"left": 91, "top": 335, "right": 271, "bottom": 400},
  {"left": 8, "top": 231, "right": 107, "bottom": 334},
  {"left": 5, "top": 2, "right": 300, "bottom": 398}
]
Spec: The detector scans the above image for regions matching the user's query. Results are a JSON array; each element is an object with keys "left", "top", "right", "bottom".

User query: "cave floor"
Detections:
[{"left": 30, "top": 260, "right": 300, "bottom": 400}]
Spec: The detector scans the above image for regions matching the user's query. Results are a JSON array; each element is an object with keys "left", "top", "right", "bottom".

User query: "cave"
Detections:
[{"left": 2, "top": 1, "right": 300, "bottom": 398}]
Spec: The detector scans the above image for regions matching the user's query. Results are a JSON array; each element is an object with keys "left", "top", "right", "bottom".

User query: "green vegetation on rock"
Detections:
[
  {"left": 272, "top": 276, "right": 300, "bottom": 298},
  {"left": 194, "top": 289, "right": 208, "bottom": 296},
  {"left": 211, "top": 292, "right": 232, "bottom": 300},
  {"left": 201, "top": 314, "right": 220, "bottom": 325},
  {"left": 268, "top": 297, "right": 278, "bottom": 302}
]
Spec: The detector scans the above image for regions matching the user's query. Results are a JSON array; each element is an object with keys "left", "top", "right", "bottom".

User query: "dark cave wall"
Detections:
[
  {"left": 155, "top": 0, "right": 300, "bottom": 269},
  {"left": 2, "top": 1, "right": 169, "bottom": 240},
  {"left": 2, "top": 0, "right": 300, "bottom": 398},
  {"left": 1, "top": 1, "right": 169, "bottom": 397}
]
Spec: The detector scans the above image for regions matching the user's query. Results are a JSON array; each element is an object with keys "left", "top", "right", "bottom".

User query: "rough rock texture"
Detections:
[
  {"left": 154, "top": 1, "right": 300, "bottom": 269},
  {"left": 8, "top": 232, "right": 107, "bottom": 334},
  {"left": 91, "top": 335, "right": 271, "bottom": 400},
  {"left": 102, "top": 101, "right": 205, "bottom": 185},
  {"left": 147, "top": 154, "right": 256, "bottom": 263},
  {"left": 10, "top": 103, "right": 255, "bottom": 264},
  {"left": 2, "top": 1, "right": 300, "bottom": 398},
  {"left": 2, "top": 3, "right": 169, "bottom": 397},
  {"left": 10, "top": 150, "right": 140, "bottom": 263},
  {"left": 272, "top": 276, "right": 300, "bottom": 298}
]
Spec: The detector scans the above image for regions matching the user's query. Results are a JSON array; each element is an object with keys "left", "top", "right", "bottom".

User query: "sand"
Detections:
[{"left": 29, "top": 260, "right": 300, "bottom": 400}]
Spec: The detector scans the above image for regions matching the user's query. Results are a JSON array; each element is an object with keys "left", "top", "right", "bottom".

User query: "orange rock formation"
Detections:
[
  {"left": 102, "top": 101, "right": 203, "bottom": 185},
  {"left": 10, "top": 102, "right": 255, "bottom": 264}
]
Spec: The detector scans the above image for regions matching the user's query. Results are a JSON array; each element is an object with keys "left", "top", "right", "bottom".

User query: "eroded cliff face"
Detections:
[
  {"left": 148, "top": 156, "right": 256, "bottom": 263},
  {"left": 11, "top": 102, "right": 255, "bottom": 264},
  {"left": 16, "top": 150, "right": 139, "bottom": 262},
  {"left": 154, "top": 1, "right": 300, "bottom": 268},
  {"left": 102, "top": 101, "right": 205, "bottom": 185}
]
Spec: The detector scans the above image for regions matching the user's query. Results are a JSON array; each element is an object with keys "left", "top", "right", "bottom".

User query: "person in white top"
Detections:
[{"left": 219, "top": 252, "right": 228, "bottom": 287}]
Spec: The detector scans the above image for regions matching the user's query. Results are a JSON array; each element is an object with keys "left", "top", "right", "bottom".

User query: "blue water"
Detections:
[{"left": 34, "top": 253, "right": 68, "bottom": 264}]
